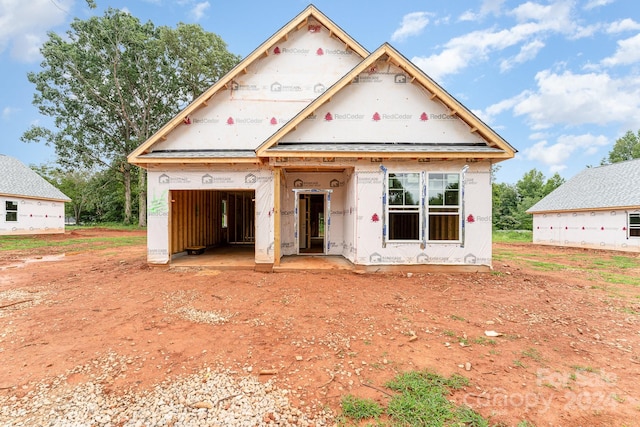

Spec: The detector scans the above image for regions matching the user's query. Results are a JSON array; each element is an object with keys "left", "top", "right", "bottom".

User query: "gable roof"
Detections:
[
  {"left": 128, "top": 5, "right": 369, "bottom": 166},
  {"left": 0, "top": 155, "right": 71, "bottom": 202},
  {"left": 256, "top": 43, "right": 516, "bottom": 160},
  {"left": 527, "top": 158, "right": 640, "bottom": 213}
]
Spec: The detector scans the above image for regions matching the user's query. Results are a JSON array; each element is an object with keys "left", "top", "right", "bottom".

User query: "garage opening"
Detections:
[{"left": 169, "top": 190, "right": 255, "bottom": 255}]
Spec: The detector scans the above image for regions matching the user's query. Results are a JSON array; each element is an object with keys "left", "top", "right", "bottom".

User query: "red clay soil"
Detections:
[{"left": 1, "top": 228, "right": 639, "bottom": 426}]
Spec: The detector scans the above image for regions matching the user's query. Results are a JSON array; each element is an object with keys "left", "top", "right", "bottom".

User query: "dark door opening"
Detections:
[
  {"left": 298, "top": 193, "right": 325, "bottom": 254},
  {"left": 227, "top": 191, "right": 255, "bottom": 245}
]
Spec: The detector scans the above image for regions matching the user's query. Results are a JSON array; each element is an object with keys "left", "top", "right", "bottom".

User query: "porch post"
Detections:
[{"left": 273, "top": 167, "right": 282, "bottom": 266}]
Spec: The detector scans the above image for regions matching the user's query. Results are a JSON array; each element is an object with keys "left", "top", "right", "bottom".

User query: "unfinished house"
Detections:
[{"left": 128, "top": 5, "right": 516, "bottom": 271}]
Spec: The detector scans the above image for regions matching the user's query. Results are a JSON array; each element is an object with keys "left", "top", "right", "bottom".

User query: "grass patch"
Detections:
[
  {"left": 340, "top": 395, "right": 383, "bottom": 422},
  {"left": 0, "top": 224, "right": 145, "bottom": 252},
  {"left": 590, "top": 255, "right": 638, "bottom": 269},
  {"left": 339, "top": 370, "right": 489, "bottom": 426},
  {"left": 526, "top": 260, "right": 567, "bottom": 271},
  {"left": 473, "top": 336, "right": 497, "bottom": 346},
  {"left": 0, "top": 235, "right": 145, "bottom": 252},
  {"left": 521, "top": 347, "right": 543, "bottom": 363},
  {"left": 385, "top": 370, "right": 487, "bottom": 427},
  {"left": 493, "top": 230, "right": 532, "bottom": 243},
  {"left": 598, "top": 272, "right": 640, "bottom": 287}
]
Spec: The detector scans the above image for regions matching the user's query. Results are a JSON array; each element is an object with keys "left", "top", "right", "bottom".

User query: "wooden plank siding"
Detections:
[
  {"left": 170, "top": 190, "right": 226, "bottom": 254},
  {"left": 169, "top": 190, "right": 256, "bottom": 254}
]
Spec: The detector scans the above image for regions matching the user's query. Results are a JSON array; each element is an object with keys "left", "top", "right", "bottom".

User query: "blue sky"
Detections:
[{"left": 1, "top": 0, "right": 638, "bottom": 184}]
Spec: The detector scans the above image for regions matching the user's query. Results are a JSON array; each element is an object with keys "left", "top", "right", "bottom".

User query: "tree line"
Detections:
[
  {"left": 492, "top": 129, "right": 640, "bottom": 230},
  {"left": 22, "top": 9, "right": 640, "bottom": 229}
]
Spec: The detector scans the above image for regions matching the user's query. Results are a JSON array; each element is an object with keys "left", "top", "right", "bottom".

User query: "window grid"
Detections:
[
  {"left": 629, "top": 213, "right": 640, "bottom": 238},
  {"left": 5, "top": 201, "right": 17, "bottom": 222}
]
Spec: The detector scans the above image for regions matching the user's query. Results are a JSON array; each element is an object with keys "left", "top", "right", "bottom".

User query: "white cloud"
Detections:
[
  {"left": 524, "top": 133, "right": 609, "bottom": 171},
  {"left": 412, "top": 1, "right": 587, "bottom": 80},
  {"left": 460, "top": 0, "right": 505, "bottom": 22},
  {"left": 500, "top": 39, "right": 545, "bottom": 72},
  {"left": 606, "top": 18, "right": 640, "bottom": 33},
  {"left": 0, "top": 0, "right": 72, "bottom": 62},
  {"left": 475, "top": 95, "right": 524, "bottom": 124},
  {"left": 512, "top": 70, "right": 640, "bottom": 129},
  {"left": 584, "top": 0, "right": 614, "bottom": 10},
  {"left": 601, "top": 33, "right": 640, "bottom": 66},
  {"left": 190, "top": 1, "right": 210, "bottom": 21},
  {"left": 391, "top": 12, "right": 432, "bottom": 42}
]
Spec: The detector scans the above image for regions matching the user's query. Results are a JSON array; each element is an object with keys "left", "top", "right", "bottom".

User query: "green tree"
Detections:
[
  {"left": 492, "top": 182, "right": 518, "bottom": 230},
  {"left": 23, "top": 9, "right": 240, "bottom": 226},
  {"left": 602, "top": 129, "right": 640, "bottom": 164},
  {"left": 493, "top": 169, "right": 564, "bottom": 230}
]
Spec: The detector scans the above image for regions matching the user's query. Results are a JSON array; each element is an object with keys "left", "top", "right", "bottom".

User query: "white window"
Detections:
[
  {"left": 629, "top": 213, "right": 640, "bottom": 238},
  {"left": 5, "top": 201, "right": 17, "bottom": 222},
  {"left": 427, "top": 173, "right": 461, "bottom": 241},
  {"left": 387, "top": 173, "right": 420, "bottom": 241},
  {"left": 386, "top": 172, "right": 462, "bottom": 243}
]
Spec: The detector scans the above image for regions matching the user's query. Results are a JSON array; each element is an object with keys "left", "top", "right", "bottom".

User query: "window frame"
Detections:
[
  {"left": 629, "top": 212, "right": 640, "bottom": 238},
  {"left": 386, "top": 172, "right": 422, "bottom": 242},
  {"left": 384, "top": 171, "right": 463, "bottom": 244},
  {"left": 5, "top": 201, "right": 18, "bottom": 222},
  {"left": 426, "top": 172, "right": 461, "bottom": 243}
]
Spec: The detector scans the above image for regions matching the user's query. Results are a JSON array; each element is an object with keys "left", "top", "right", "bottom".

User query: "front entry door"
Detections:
[{"left": 297, "top": 193, "right": 326, "bottom": 254}]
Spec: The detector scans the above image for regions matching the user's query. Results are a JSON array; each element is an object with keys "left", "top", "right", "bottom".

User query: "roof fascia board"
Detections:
[
  {"left": 256, "top": 43, "right": 517, "bottom": 158},
  {"left": 263, "top": 150, "right": 513, "bottom": 159},
  {"left": 528, "top": 205, "right": 640, "bottom": 215},
  {"left": 0, "top": 193, "right": 70, "bottom": 203},
  {"left": 130, "top": 157, "right": 261, "bottom": 166},
  {"left": 128, "top": 5, "right": 369, "bottom": 165}
]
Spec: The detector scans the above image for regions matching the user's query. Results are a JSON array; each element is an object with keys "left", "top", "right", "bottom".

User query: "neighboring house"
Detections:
[
  {"left": 0, "top": 154, "right": 71, "bottom": 235},
  {"left": 527, "top": 158, "right": 640, "bottom": 252},
  {"left": 128, "top": 5, "right": 516, "bottom": 271}
]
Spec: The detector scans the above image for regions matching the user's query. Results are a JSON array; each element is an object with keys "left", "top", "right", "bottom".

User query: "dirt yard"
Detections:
[{"left": 1, "top": 228, "right": 639, "bottom": 426}]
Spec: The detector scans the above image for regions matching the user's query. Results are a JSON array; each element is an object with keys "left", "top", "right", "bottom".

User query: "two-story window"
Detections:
[
  {"left": 5, "top": 201, "right": 18, "bottom": 222},
  {"left": 629, "top": 213, "right": 640, "bottom": 237},
  {"left": 386, "top": 172, "right": 461, "bottom": 242}
]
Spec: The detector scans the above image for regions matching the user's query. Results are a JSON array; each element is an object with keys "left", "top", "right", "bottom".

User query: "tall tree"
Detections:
[
  {"left": 493, "top": 169, "right": 564, "bottom": 230},
  {"left": 602, "top": 129, "right": 640, "bottom": 165},
  {"left": 23, "top": 9, "right": 240, "bottom": 225}
]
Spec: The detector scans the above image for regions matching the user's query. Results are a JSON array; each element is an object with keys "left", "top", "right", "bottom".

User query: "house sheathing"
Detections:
[{"left": 129, "top": 6, "right": 516, "bottom": 270}]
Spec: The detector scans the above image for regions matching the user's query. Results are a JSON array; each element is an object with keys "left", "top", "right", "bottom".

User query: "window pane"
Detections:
[
  {"left": 389, "top": 212, "right": 419, "bottom": 240},
  {"left": 630, "top": 214, "right": 640, "bottom": 225},
  {"left": 389, "top": 189, "right": 404, "bottom": 205},
  {"left": 405, "top": 184, "right": 419, "bottom": 205},
  {"left": 389, "top": 175, "right": 403, "bottom": 189},
  {"left": 631, "top": 229, "right": 640, "bottom": 237},
  {"left": 429, "top": 214, "right": 459, "bottom": 240},
  {"left": 444, "top": 190, "right": 459, "bottom": 205},
  {"left": 6, "top": 201, "right": 17, "bottom": 211},
  {"left": 428, "top": 190, "right": 443, "bottom": 205},
  {"left": 6, "top": 212, "right": 17, "bottom": 222},
  {"left": 388, "top": 173, "right": 420, "bottom": 206}
]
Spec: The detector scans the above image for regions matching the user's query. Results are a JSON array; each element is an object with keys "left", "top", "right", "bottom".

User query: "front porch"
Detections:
[{"left": 169, "top": 245, "right": 355, "bottom": 272}]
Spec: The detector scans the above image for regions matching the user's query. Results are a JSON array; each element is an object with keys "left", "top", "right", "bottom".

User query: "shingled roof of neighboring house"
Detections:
[
  {"left": 527, "top": 158, "right": 640, "bottom": 213},
  {"left": 0, "top": 154, "right": 71, "bottom": 202}
]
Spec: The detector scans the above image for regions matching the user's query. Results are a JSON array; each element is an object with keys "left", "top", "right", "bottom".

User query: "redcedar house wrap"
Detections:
[{"left": 128, "top": 5, "right": 516, "bottom": 271}]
